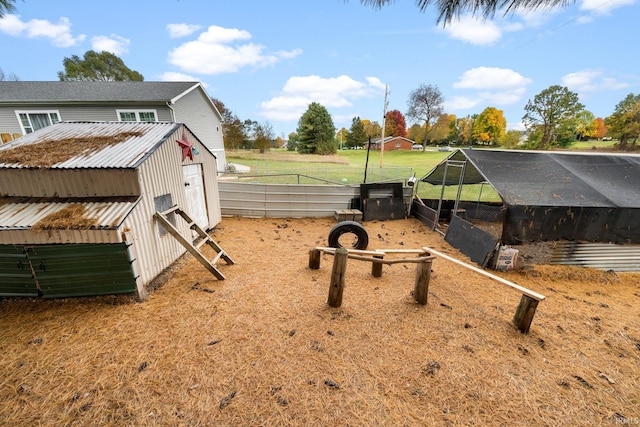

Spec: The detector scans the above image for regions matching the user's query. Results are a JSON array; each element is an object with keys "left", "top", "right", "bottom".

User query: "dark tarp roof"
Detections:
[{"left": 421, "top": 149, "right": 640, "bottom": 208}]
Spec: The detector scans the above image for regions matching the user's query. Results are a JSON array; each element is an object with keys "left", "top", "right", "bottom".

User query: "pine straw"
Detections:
[
  {"left": 0, "top": 132, "right": 142, "bottom": 167},
  {"left": 1, "top": 217, "right": 639, "bottom": 426},
  {"left": 31, "top": 204, "right": 97, "bottom": 231}
]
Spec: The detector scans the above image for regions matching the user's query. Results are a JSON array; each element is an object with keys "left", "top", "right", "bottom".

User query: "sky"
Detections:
[{"left": 0, "top": 0, "right": 638, "bottom": 138}]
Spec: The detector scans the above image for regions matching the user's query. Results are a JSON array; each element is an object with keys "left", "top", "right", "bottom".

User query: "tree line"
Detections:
[{"left": 2, "top": 47, "right": 639, "bottom": 153}]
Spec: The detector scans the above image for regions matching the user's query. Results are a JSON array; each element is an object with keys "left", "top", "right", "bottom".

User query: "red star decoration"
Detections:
[{"left": 176, "top": 130, "right": 193, "bottom": 161}]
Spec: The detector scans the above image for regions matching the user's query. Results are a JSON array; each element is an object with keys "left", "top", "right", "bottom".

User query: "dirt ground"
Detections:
[{"left": 1, "top": 216, "right": 639, "bottom": 426}]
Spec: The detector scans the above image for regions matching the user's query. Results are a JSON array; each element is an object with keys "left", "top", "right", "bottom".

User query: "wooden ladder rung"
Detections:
[
  {"left": 211, "top": 251, "right": 224, "bottom": 265},
  {"left": 160, "top": 206, "right": 181, "bottom": 216},
  {"left": 195, "top": 238, "right": 209, "bottom": 250}
]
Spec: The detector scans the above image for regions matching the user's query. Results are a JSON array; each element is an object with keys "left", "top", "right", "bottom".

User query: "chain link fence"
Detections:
[{"left": 221, "top": 164, "right": 414, "bottom": 185}]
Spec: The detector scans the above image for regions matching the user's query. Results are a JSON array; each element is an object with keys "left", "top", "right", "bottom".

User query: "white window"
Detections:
[
  {"left": 16, "top": 111, "right": 60, "bottom": 134},
  {"left": 117, "top": 110, "right": 157, "bottom": 122}
]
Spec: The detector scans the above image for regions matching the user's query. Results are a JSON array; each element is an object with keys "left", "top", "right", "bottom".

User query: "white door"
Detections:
[{"left": 183, "top": 164, "right": 208, "bottom": 230}]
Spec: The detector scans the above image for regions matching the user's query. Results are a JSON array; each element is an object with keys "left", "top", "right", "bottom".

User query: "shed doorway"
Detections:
[{"left": 183, "top": 164, "right": 208, "bottom": 230}]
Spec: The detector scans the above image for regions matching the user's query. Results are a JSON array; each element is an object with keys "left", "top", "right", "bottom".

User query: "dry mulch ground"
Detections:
[{"left": 1, "top": 217, "right": 639, "bottom": 426}]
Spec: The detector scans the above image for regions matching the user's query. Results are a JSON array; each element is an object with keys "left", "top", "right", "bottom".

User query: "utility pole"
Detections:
[{"left": 379, "top": 84, "right": 389, "bottom": 168}]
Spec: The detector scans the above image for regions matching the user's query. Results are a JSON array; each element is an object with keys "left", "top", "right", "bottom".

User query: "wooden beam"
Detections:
[{"left": 327, "top": 248, "right": 348, "bottom": 308}]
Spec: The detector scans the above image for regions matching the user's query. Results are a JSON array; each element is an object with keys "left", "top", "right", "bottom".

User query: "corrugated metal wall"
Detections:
[
  {"left": 219, "top": 182, "right": 412, "bottom": 218},
  {"left": 124, "top": 127, "right": 221, "bottom": 286}
]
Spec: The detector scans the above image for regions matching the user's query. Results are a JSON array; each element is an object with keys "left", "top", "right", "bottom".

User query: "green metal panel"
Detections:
[
  {"left": 0, "top": 246, "right": 39, "bottom": 297},
  {"left": 26, "top": 244, "right": 137, "bottom": 298},
  {"left": 0, "top": 244, "right": 136, "bottom": 298}
]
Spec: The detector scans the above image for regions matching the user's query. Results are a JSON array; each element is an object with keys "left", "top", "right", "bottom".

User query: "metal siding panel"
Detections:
[
  {"left": 0, "top": 246, "right": 38, "bottom": 297},
  {"left": 27, "top": 244, "right": 136, "bottom": 298}
]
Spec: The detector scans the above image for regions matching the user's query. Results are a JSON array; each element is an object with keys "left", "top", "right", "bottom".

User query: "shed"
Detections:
[
  {"left": 0, "top": 121, "right": 221, "bottom": 299},
  {"left": 420, "top": 149, "right": 640, "bottom": 244}
]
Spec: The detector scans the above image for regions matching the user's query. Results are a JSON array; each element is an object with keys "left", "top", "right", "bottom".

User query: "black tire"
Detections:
[{"left": 328, "top": 221, "right": 369, "bottom": 250}]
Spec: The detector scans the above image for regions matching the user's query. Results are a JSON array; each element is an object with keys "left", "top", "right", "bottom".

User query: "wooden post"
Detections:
[
  {"left": 513, "top": 295, "right": 539, "bottom": 333},
  {"left": 309, "top": 249, "right": 321, "bottom": 270},
  {"left": 371, "top": 254, "right": 383, "bottom": 277},
  {"left": 413, "top": 258, "right": 432, "bottom": 305},
  {"left": 327, "top": 247, "right": 348, "bottom": 308}
]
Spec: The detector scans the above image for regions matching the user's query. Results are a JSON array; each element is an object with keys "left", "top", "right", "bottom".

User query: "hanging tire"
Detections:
[{"left": 328, "top": 221, "right": 369, "bottom": 250}]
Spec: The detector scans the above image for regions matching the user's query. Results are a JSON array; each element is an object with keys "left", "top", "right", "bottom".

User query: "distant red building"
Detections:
[{"left": 366, "top": 136, "right": 416, "bottom": 151}]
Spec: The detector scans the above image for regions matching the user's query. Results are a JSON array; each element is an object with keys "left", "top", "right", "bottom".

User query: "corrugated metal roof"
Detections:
[
  {"left": 0, "top": 198, "right": 140, "bottom": 230},
  {"left": 0, "top": 121, "right": 180, "bottom": 169},
  {"left": 0, "top": 81, "right": 199, "bottom": 103}
]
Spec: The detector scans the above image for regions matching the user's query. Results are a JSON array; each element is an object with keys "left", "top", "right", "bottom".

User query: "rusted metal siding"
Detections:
[{"left": 171, "top": 87, "right": 226, "bottom": 171}]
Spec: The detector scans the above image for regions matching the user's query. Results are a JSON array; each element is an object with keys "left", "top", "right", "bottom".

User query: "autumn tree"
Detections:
[
  {"left": 253, "top": 122, "right": 274, "bottom": 153},
  {"left": 431, "top": 114, "right": 456, "bottom": 144},
  {"left": 296, "top": 102, "right": 336, "bottom": 155},
  {"left": 362, "top": 119, "right": 382, "bottom": 140},
  {"left": 457, "top": 116, "right": 476, "bottom": 145},
  {"left": 407, "top": 123, "right": 425, "bottom": 145},
  {"left": 473, "top": 107, "right": 506, "bottom": 145},
  {"left": 58, "top": 50, "right": 144, "bottom": 81},
  {"left": 594, "top": 118, "right": 608, "bottom": 139},
  {"left": 573, "top": 110, "right": 597, "bottom": 141},
  {"left": 336, "top": 128, "right": 348, "bottom": 148},
  {"left": 605, "top": 93, "right": 640, "bottom": 150},
  {"left": 346, "top": 117, "right": 367, "bottom": 148},
  {"left": 211, "top": 98, "right": 244, "bottom": 150},
  {"left": 406, "top": 84, "right": 444, "bottom": 148},
  {"left": 384, "top": 109, "right": 407, "bottom": 137},
  {"left": 522, "top": 85, "right": 584, "bottom": 150}
]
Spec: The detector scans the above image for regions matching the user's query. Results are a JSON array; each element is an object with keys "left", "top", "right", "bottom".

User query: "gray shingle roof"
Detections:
[{"left": 0, "top": 81, "right": 200, "bottom": 103}]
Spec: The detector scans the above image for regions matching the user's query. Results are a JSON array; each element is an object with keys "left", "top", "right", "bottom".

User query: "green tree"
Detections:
[
  {"left": 573, "top": 110, "right": 596, "bottom": 141},
  {"left": 384, "top": 109, "right": 407, "bottom": 137},
  {"left": 406, "top": 84, "right": 444, "bottom": 148},
  {"left": 287, "top": 132, "right": 299, "bottom": 151},
  {"left": 0, "top": 0, "right": 18, "bottom": 17},
  {"left": 296, "top": 102, "right": 336, "bottom": 155},
  {"left": 522, "top": 85, "right": 584, "bottom": 150},
  {"left": 346, "top": 117, "right": 367, "bottom": 148},
  {"left": 605, "top": 93, "right": 640, "bottom": 150},
  {"left": 498, "top": 130, "right": 523, "bottom": 148},
  {"left": 211, "top": 98, "right": 244, "bottom": 150},
  {"left": 473, "top": 107, "right": 506, "bottom": 145},
  {"left": 358, "top": 0, "right": 573, "bottom": 25},
  {"left": 58, "top": 50, "right": 144, "bottom": 81}
]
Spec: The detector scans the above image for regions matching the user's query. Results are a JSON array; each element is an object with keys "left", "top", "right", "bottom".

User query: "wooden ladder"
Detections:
[{"left": 153, "top": 206, "right": 234, "bottom": 280}]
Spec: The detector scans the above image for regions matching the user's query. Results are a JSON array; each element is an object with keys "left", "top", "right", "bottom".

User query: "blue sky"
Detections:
[{"left": 1, "top": 0, "right": 638, "bottom": 138}]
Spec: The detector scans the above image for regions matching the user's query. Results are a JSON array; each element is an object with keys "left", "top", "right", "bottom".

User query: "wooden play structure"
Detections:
[{"left": 309, "top": 245, "right": 545, "bottom": 333}]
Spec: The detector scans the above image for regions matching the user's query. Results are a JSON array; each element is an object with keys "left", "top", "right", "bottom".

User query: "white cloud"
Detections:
[
  {"left": 441, "top": 16, "right": 502, "bottom": 45},
  {"left": 0, "top": 14, "right": 85, "bottom": 47},
  {"left": 167, "top": 23, "right": 202, "bottom": 38},
  {"left": 580, "top": 0, "right": 635, "bottom": 14},
  {"left": 259, "top": 75, "right": 385, "bottom": 122},
  {"left": 449, "top": 67, "right": 531, "bottom": 112},
  {"left": 454, "top": 67, "right": 532, "bottom": 90},
  {"left": 167, "top": 24, "right": 301, "bottom": 74},
  {"left": 562, "top": 69, "right": 630, "bottom": 93},
  {"left": 158, "top": 71, "right": 201, "bottom": 82},
  {"left": 92, "top": 35, "right": 130, "bottom": 55}
]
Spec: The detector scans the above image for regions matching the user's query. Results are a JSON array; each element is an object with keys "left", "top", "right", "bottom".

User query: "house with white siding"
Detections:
[{"left": 0, "top": 81, "right": 227, "bottom": 172}]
